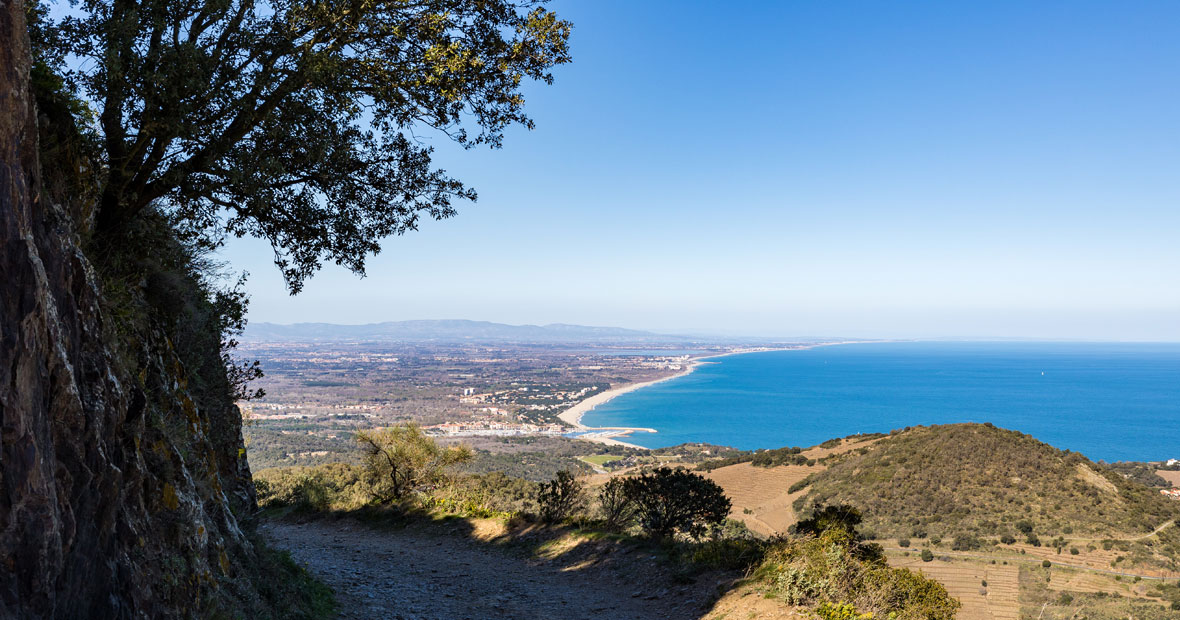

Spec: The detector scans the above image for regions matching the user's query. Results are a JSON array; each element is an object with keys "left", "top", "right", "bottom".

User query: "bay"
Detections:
[{"left": 581, "top": 341, "right": 1180, "bottom": 462}]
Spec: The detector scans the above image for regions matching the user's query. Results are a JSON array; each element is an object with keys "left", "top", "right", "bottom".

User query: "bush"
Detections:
[
  {"left": 254, "top": 463, "right": 372, "bottom": 511},
  {"left": 1070, "top": 547, "right": 1079, "bottom": 555},
  {"left": 751, "top": 446, "right": 810, "bottom": 468},
  {"left": 898, "top": 538, "right": 911, "bottom": 548},
  {"left": 952, "top": 534, "right": 982, "bottom": 551},
  {"left": 537, "top": 470, "right": 584, "bottom": 523},
  {"left": 920, "top": 549, "right": 934, "bottom": 562},
  {"left": 596, "top": 477, "right": 635, "bottom": 530},
  {"left": 689, "top": 535, "right": 767, "bottom": 571},
  {"left": 622, "top": 467, "right": 731, "bottom": 539},
  {"left": 355, "top": 424, "right": 472, "bottom": 501},
  {"left": 436, "top": 471, "right": 540, "bottom": 516},
  {"left": 814, "top": 602, "right": 873, "bottom": 620},
  {"left": 1042, "top": 560, "right": 1052, "bottom": 568},
  {"left": 788, "top": 474, "right": 815, "bottom": 494},
  {"left": 757, "top": 529, "right": 958, "bottom": 620},
  {"left": 1000, "top": 534, "right": 1016, "bottom": 545}
]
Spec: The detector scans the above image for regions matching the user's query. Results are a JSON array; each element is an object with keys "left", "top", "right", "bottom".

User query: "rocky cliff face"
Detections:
[{"left": 1, "top": 3, "right": 272, "bottom": 617}]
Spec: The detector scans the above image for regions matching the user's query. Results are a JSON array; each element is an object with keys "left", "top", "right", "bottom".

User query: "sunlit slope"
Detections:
[{"left": 793, "top": 423, "right": 1179, "bottom": 541}]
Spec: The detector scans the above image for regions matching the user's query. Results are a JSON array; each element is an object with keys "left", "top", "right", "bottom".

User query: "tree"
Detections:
[
  {"left": 36, "top": 0, "right": 571, "bottom": 292},
  {"left": 355, "top": 424, "right": 471, "bottom": 502},
  {"left": 537, "top": 469, "right": 583, "bottom": 523},
  {"left": 622, "top": 467, "right": 731, "bottom": 540}
]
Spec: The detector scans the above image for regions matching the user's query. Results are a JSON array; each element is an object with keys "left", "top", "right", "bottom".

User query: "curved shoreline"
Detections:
[
  {"left": 559, "top": 342, "right": 884, "bottom": 449},
  {"left": 558, "top": 348, "right": 776, "bottom": 449}
]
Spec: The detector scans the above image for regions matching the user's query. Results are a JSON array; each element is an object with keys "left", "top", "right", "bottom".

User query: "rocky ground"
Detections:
[{"left": 263, "top": 518, "right": 737, "bottom": 620}]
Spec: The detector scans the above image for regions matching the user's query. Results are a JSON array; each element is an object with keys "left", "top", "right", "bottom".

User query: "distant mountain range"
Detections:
[{"left": 243, "top": 319, "right": 693, "bottom": 343}]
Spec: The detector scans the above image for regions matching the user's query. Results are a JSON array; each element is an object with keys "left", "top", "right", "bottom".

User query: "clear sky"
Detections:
[{"left": 219, "top": 1, "right": 1180, "bottom": 340}]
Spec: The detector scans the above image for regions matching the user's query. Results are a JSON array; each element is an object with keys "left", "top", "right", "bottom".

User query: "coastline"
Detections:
[{"left": 559, "top": 341, "right": 887, "bottom": 450}]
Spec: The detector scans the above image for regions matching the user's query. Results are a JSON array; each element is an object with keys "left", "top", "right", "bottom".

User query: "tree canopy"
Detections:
[{"left": 35, "top": 0, "right": 571, "bottom": 291}]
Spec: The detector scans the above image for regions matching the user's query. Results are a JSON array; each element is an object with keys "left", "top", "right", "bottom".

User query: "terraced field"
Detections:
[
  {"left": 1047, "top": 569, "right": 1148, "bottom": 598},
  {"left": 890, "top": 556, "right": 1019, "bottom": 620}
]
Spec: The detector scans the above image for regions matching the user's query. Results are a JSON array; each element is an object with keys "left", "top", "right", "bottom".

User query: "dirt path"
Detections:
[
  {"left": 262, "top": 519, "right": 716, "bottom": 620},
  {"left": 1128, "top": 519, "right": 1174, "bottom": 541}
]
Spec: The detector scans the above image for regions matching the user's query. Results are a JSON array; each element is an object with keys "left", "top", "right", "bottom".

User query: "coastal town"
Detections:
[{"left": 235, "top": 338, "right": 739, "bottom": 469}]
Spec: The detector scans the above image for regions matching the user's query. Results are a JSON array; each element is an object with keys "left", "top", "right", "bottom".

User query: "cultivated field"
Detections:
[
  {"left": 705, "top": 462, "right": 819, "bottom": 536},
  {"left": 889, "top": 556, "right": 1019, "bottom": 620},
  {"left": 1157, "top": 469, "right": 1180, "bottom": 488}
]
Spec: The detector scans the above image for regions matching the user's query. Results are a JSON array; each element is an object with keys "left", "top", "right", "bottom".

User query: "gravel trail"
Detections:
[{"left": 263, "top": 519, "right": 716, "bottom": 620}]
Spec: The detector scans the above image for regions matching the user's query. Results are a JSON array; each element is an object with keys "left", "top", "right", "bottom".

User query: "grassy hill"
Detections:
[{"left": 792, "top": 424, "right": 1180, "bottom": 545}]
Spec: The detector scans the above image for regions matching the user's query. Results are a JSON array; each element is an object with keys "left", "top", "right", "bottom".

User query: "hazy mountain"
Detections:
[{"left": 243, "top": 319, "right": 691, "bottom": 343}]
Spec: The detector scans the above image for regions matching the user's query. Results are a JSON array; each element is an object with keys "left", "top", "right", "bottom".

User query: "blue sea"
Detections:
[{"left": 581, "top": 342, "right": 1180, "bottom": 462}]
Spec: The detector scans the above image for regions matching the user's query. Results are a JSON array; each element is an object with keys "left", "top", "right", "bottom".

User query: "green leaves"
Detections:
[
  {"left": 355, "top": 424, "right": 472, "bottom": 501},
  {"left": 46, "top": 0, "right": 571, "bottom": 291},
  {"left": 622, "top": 466, "right": 732, "bottom": 540}
]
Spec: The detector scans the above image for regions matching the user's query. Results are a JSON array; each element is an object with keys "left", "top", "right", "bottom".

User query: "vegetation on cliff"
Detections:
[{"left": 6, "top": 0, "right": 571, "bottom": 615}]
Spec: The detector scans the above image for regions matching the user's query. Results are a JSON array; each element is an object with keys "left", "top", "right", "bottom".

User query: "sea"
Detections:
[{"left": 580, "top": 341, "right": 1180, "bottom": 462}]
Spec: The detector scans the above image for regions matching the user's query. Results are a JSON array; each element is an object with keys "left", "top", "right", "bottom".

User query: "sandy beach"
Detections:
[
  {"left": 555, "top": 361, "right": 701, "bottom": 449},
  {"left": 558, "top": 348, "right": 779, "bottom": 449}
]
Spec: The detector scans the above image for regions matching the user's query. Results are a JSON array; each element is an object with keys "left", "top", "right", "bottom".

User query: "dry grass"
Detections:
[
  {"left": 704, "top": 585, "right": 806, "bottom": 620},
  {"left": 704, "top": 462, "right": 819, "bottom": 536},
  {"left": 698, "top": 436, "right": 886, "bottom": 536}
]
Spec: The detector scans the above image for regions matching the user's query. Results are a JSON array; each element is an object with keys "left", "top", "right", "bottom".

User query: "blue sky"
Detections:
[{"left": 220, "top": 1, "right": 1180, "bottom": 340}]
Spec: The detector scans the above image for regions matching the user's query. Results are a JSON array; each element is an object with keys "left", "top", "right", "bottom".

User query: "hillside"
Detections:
[{"left": 793, "top": 424, "right": 1180, "bottom": 543}]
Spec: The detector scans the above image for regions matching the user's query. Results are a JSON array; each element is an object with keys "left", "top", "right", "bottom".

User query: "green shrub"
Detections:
[
  {"left": 622, "top": 467, "right": 731, "bottom": 540},
  {"left": 920, "top": 549, "right": 934, "bottom": 562},
  {"left": 356, "top": 424, "right": 472, "bottom": 501},
  {"left": 898, "top": 538, "right": 911, "bottom": 548},
  {"left": 952, "top": 534, "right": 982, "bottom": 551},
  {"left": 254, "top": 463, "right": 372, "bottom": 511},
  {"left": 537, "top": 469, "right": 584, "bottom": 523},
  {"left": 814, "top": 602, "right": 873, "bottom": 620},
  {"left": 597, "top": 477, "right": 635, "bottom": 531},
  {"left": 788, "top": 474, "right": 816, "bottom": 494},
  {"left": 690, "top": 536, "right": 767, "bottom": 571},
  {"left": 757, "top": 529, "right": 957, "bottom": 620},
  {"left": 1042, "top": 560, "right": 1052, "bottom": 568}
]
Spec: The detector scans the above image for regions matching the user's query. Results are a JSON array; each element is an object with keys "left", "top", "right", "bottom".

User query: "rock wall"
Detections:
[{"left": 1, "top": 2, "right": 263, "bottom": 617}]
